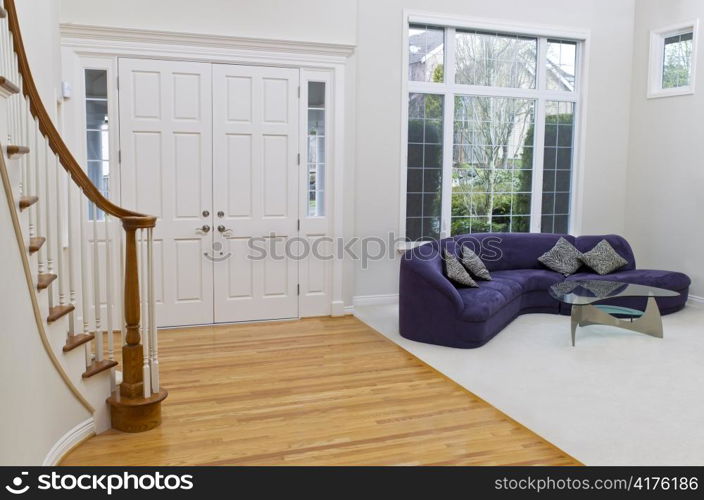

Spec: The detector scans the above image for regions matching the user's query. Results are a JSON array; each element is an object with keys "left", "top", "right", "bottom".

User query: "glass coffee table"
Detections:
[{"left": 549, "top": 280, "right": 680, "bottom": 346}]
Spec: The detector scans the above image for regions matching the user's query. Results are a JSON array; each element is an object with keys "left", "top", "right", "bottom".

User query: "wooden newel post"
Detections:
[
  {"left": 120, "top": 222, "right": 143, "bottom": 398},
  {"left": 108, "top": 216, "right": 167, "bottom": 433}
]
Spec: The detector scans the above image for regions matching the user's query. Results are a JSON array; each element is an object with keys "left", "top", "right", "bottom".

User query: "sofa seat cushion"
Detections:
[
  {"left": 491, "top": 269, "right": 566, "bottom": 292},
  {"left": 565, "top": 269, "right": 691, "bottom": 291},
  {"left": 457, "top": 279, "right": 523, "bottom": 321}
]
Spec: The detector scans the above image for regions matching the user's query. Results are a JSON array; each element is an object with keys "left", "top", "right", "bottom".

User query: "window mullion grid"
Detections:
[
  {"left": 445, "top": 27, "right": 457, "bottom": 85},
  {"left": 409, "top": 83, "right": 578, "bottom": 102},
  {"left": 440, "top": 91, "right": 454, "bottom": 238},
  {"left": 530, "top": 37, "right": 549, "bottom": 232},
  {"left": 440, "top": 28, "right": 456, "bottom": 237},
  {"left": 530, "top": 99, "right": 546, "bottom": 233},
  {"left": 568, "top": 41, "right": 585, "bottom": 233}
]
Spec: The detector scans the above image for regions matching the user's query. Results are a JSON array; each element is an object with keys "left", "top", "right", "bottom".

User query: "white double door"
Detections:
[{"left": 119, "top": 59, "right": 300, "bottom": 326}]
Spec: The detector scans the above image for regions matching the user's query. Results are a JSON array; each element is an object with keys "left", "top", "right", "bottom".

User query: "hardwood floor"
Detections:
[{"left": 62, "top": 316, "right": 580, "bottom": 466}]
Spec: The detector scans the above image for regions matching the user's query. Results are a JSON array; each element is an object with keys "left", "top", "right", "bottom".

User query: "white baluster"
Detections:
[
  {"left": 148, "top": 228, "right": 158, "bottom": 393},
  {"left": 105, "top": 208, "right": 116, "bottom": 390},
  {"left": 35, "top": 129, "right": 44, "bottom": 275},
  {"left": 7, "top": 85, "right": 13, "bottom": 142},
  {"left": 2, "top": 23, "right": 7, "bottom": 133},
  {"left": 10, "top": 22, "right": 20, "bottom": 86},
  {"left": 3, "top": 19, "right": 9, "bottom": 84},
  {"left": 4, "top": 21, "right": 10, "bottom": 87},
  {"left": 17, "top": 77, "right": 26, "bottom": 200},
  {"left": 79, "top": 193, "right": 91, "bottom": 367},
  {"left": 44, "top": 142, "right": 54, "bottom": 309},
  {"left": 9, "top": 50, "right": 19, "bottom": 144},
  {"left": 92, "top": 205, "right": 103, "bottom": 362},
  {"left": 0, "top": 15, "right": 6, "bottom": 81},
  {"left": 66, "top": 172, "right": 77, "bottom": 336},
  {"left": 119, "top": 224, "right": 126, "bottom": 348},
  {"left": 25, "top": 99, "right": 35, "bottom": 240},
  {"left": 10, "top": 96, "right": 18, "bottom": 168},
  {"left": 140, "top": 229, "right": 151, "bottom": 398},
  {"left": 22, "top": 96, "right": 30, "bottom": 205},
  {"left": 4, "top": 10, "right": 11, "bottom": 81},
  {"left": 54, "top": 155, "right": 65, "bottom": 306},
  {"left": 5, "top": 13, "right": 14, "bottom": 86}
]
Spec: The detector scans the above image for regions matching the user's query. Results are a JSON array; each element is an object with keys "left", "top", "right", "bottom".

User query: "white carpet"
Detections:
[{"left": 354, "top": 302, "right": 704, "bottom": 465}]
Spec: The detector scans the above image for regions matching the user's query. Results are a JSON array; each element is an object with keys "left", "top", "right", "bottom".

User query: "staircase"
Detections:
[{"left": 0, "top": 0, "right": 166, "bottom": 434}]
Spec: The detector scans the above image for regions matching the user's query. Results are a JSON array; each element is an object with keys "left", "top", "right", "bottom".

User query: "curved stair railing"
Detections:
[{"left": 1, "top": 0, "right": 166, "bottom": 432}]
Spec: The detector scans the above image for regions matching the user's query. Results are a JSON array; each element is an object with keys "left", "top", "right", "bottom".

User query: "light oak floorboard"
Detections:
[{"left": 62, "top": 317, "right": 580, "bottom": 466}]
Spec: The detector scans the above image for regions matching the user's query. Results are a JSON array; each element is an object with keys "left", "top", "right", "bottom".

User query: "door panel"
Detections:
[
  {"left": 212, "top": 64, "right": 299, "bottom": 323},
  {"left": 119, "top": 58, "right": 214, "bottom": 327}
]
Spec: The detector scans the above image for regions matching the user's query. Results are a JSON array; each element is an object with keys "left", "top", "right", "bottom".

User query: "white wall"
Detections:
[
  {"left": 625, "top": 0, "right": 704, "bottom": 297},
  {"left": 353, "top": 0, "right": 635, "bottom": 297},
  {"left": 0, "top": 163, "right": 91, "bottom": 465},
  {"left": 17, "top": 0, "right": 61, "bottom": 119},
  {"left": 60, "top": 0, "right": 357, "bottom": 45}
]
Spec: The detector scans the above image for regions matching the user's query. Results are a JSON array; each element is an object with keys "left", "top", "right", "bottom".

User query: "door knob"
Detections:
[
  {"left": 217, "top": 211, "right": 225, "bottom": 218},
  {"left": 202, "top": 210, "right": 210, "bottom": 217},
  {"left": 197, "top": 224, "right": 211, "bottom": 234},
  {"left": 217, "top": 225, "right": 233, "bottom": 236}
]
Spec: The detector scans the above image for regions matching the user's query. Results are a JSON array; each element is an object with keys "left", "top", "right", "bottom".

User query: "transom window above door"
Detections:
[{"left": 404, "top": 22, "right": 583, "bottom": 241}]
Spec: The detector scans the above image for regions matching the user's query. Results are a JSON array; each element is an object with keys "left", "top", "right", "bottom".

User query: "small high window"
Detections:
[{"left": 648, "top": 21, "right": 698, "bottom": 98}]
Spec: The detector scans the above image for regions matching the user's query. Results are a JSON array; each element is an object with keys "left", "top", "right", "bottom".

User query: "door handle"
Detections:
[
  {"left": 217, "top": 225, "right": 233, "bottom": 236},
  {"left": 196, "top": 224, "right": 211, "bottom": 234}
]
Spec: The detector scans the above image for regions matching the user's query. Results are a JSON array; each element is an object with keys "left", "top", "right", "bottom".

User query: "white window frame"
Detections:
[
  {"left": 399, "top": 11, "right": 591, "bottom": 248},
  {"left": 647, "top": 19, "right": 699, "bottom": 99}
]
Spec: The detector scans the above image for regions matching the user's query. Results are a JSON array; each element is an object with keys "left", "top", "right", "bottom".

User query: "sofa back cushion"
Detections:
[
  {"left": 403, "top": 233, "right": 636, "bottom": 276},
  {"left": 444, "top": 233, "right": 576, "bottom": 271},
  {"left": 574, "top": 234, "right": 636, "bottom": 271}
]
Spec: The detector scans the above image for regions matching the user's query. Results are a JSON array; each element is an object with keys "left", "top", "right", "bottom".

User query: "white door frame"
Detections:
[{"left": 60, "top": 25, "right": 353, "bottom": 318}]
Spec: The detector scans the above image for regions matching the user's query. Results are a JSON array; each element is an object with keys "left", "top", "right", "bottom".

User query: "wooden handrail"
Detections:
[{"left": 4, "top": 0, "right": 153, "bottom": 227}]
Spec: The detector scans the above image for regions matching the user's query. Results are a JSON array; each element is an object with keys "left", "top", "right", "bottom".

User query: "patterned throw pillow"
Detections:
[
  {"left": 581, "top": 280, "right": 627, "bottom": 297},
  {"left": 443, "top": 250, "right": 478, "bottom": 288},
  {"left": 538, "top": 237, "right": 583, "bottom": 276},
  {"left": 460, "top": 246, "right": 492, "bottom": 281},
  {"left": 580, "top": 240, "right": 628, "bottom": 275},
  {"left": 550, "top": 280, "right": 579, "bottom": 297}
]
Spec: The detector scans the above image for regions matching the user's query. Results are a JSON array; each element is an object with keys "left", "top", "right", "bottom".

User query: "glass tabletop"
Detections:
[{"left": 549, "top": 280, "right": 680, "bottom": 305}]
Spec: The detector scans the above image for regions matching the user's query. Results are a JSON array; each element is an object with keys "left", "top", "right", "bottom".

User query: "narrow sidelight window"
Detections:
[
  {"left": 307, "top": 81, "right": 326, "bottom": 216},
  {"left": 406, "top": 93, "right": 443, "bottom": 240},
  {"left": 84, "top": 69, "right": 110, "bottom": 220},
  {"left": 541, "top": 101, "right": 575, "bottom": 234}
]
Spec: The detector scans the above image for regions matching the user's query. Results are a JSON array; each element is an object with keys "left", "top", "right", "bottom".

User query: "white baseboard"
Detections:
[
  {"left": 42, "top": 418, "right": 95, "bottom": 466},
  {"left": 352, "top": 294, "right": 399, "bottom": 310},
  {"left": 331, "top": 300, "right": 347, "bottom": 316},
  {"left": 688, "top": 295, "right": 704, "bottom": 307}
]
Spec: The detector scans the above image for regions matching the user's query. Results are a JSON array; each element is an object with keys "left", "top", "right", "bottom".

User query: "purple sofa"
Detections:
[{"left": 399, "top": 233, "right": 690, "bottom": 348}]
